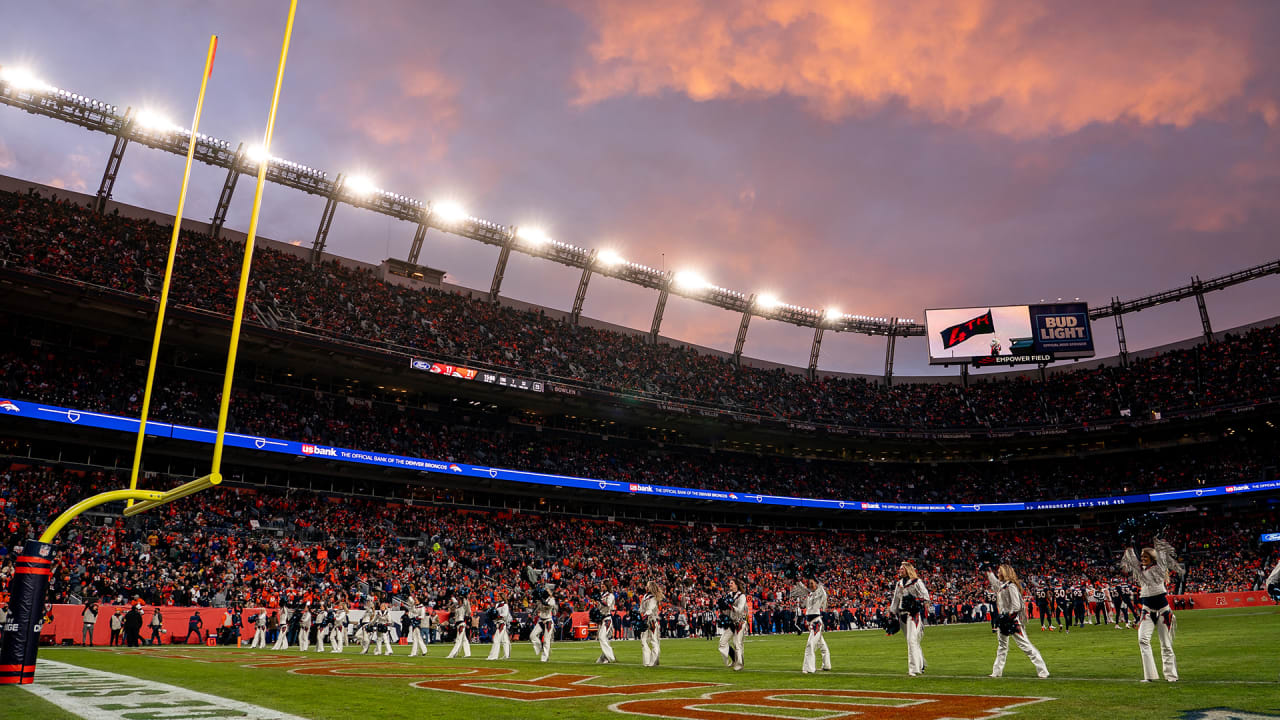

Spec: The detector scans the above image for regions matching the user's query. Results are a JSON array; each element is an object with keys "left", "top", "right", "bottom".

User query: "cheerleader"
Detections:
[
  {"left": 801, "top": 577, "right": 831, "bottom": 673},
  {"left": 889, "top": 562, "right": 930, "bottom": 677},
  {"left": 271, "top": 606, "right": 291, "bottom": 650},
  {"left": 486, "top": 592, "right": 513, "bottom": 660},
  {"left": 446, "top": 590, "right": 472, "bottom": 659},
  {"left": 1120, "top": 539, "right": 1184, "bottom": 682},
  {"left": 530, "top": 587, "right": 557, "bottom": 662},
  {"left": 639, "top": 581, "right": 663, "bottom": 667},
  {"left": 595, "top": 586, "right": 617, "bottom": 664},
  {"left": 331, "top": 603, "right": 348, "bottom": 653},
  {"left": 298, "top": 605, "right": 313, "bottom": 651},
  {"left": 985, "top": 565, "right": 1049, "bottom": 678},
  {"left": 407, "top": 596, "right": 429, "bottom": 657},
  {"left": 717, "top": 579, "right": 748, "bottom": 671},
  {"left": 249, "top": 609, "right": 268, "bottom": 649},
  {"left": 314, "top": 604, "right": 330, "bottom": 652},
  {"left": 372, "top": 601, "right": 395, "bottom": 656}
]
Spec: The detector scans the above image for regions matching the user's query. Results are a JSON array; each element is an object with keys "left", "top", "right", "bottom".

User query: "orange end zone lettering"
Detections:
[
  {"left": 413, "top": 672, "right": 721, "bottom": 702},
  {"left": 612, "top": 689, "right": 1052, "bottom": 720}
]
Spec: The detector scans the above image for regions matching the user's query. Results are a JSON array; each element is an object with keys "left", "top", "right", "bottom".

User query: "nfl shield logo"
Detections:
[{"left": 38, "top": 545, "right": 50, "bottom": 557}]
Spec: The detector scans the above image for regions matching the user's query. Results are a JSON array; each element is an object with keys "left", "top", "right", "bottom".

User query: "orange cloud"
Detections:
[
  {"left": 569, "top": 0, "right": 1257, "bottom": 137},
  {"left": 348, "top": 64, "right": 459, "bottom": 157}
]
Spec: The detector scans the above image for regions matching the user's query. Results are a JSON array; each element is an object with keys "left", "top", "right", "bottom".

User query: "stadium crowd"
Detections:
[
  {"left": 0, "top": 337, "right": 1273, "bottom": 504},
  {"left": 2, "top": 462, "right": 1276, "bottom": 642},
  {"left": 2, "top": 189, "right": 1279, "bottom": 433}
]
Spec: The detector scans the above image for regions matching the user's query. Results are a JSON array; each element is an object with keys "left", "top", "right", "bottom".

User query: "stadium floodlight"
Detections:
[
  {"left": 346, "top": 174, "right": 377, "bottom": 197},
  {"left": 0, "top": 66, "right": 51, "bottom": 93},
  {"left": 674, "top": 270, "right": 710, "bottom": 291},
  {"left": 432, "top": 200, "right": 468, "bottom": 224},
  {"left": 134, "top": 109, "right": 176, "bottom": 133},
  {"left": 823, "top": 307, "right": 843, "bottom": 322},
  {"left": 597, "top": 249, "right": 624, "bottom": 267},
  {"left": 245, "top": 143, "right": 270, "bottom": 164},
  {"left": 756, "top": 293, "right": 781, "bottom": 309},
  {"left": 517, "top": 226, "right": 550, "bottom": 245}
]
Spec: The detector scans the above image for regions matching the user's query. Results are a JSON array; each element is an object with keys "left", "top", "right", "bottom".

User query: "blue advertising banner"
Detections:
[{"left": 0, "top": 397, "right": 1275, "bottom": 513}]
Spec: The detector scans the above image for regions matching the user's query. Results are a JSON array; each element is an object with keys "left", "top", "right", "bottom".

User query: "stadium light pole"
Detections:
[
  {"left": 807, "top": 325, "right": 824, "bottom": 380},
  {"left": 570, "top": 249, "right": 597, "bottom": 325},
  {"left": 1112, "top": 296, "right": 1129, "bottom": 367},
  {"left": 407, "top": 216, "right": 430, "bottom": 266},
  {"left": 489, "top": 226, "right": 517, "bottom": 302},
  {"left": 310, "top": 173, "right": 344, "bottom": 264},
  {"left": 93, "top": 107, "right": 133, "bottom": 214},
  {"left": 649, "top": 271, "right": 674, "bottom": 344},
  {"left": 883, "top": 317, "right": 898, "bottom": 386},
  {"left": 732, "top": 293, "right": 756, "bottom": 366},
  {"left": 1192, "top": 276, "right": 1214, "bottom": 344},
  {"left": 210, "top": 142, "right": 245, "bottom": 240}
]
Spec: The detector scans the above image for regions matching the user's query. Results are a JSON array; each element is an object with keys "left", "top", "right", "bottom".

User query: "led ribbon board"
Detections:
[{"left": 2, "top": 398, "right": 1276, "bottom": 513}]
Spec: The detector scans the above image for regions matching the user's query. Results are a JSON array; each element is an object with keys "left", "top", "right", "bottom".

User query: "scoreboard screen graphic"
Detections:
[{"left": 925, "top": 302, "right": 1094, "bottom": 366}]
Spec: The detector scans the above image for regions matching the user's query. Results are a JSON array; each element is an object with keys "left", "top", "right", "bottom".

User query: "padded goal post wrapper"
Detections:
[{"left": 1, "top": 539, "right": 54, "bottom": 684}]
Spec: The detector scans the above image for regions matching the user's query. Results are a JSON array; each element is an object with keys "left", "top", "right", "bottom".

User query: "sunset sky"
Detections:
[{"left": 3, "top": 0, "right": 1278, "bottom": 376}]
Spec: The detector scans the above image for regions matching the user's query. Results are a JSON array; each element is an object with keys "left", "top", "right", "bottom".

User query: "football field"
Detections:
[{"left": 7, "top": 608, "right": 1277, "bottom": 720}]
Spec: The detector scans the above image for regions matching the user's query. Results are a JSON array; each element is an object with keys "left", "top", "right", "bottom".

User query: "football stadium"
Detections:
[{"left": 2, "top": 3, "right": 1279, "bottom": 720}]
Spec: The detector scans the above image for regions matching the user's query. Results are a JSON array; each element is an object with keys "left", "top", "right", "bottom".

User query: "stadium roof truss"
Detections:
[{"left": 2, "top": 74, "right": 1277, "bottom": 381}]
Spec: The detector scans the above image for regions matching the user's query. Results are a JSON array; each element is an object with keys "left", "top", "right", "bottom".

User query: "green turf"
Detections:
[
  {"left": 21, "top": 608, "right": 1280, "bottom": 720},
  {"left": 1, "top": 688, "right": 81, "bottom": 720}
]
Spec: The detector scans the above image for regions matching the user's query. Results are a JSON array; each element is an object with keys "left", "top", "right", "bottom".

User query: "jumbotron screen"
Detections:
[{"left": 924, "top": 302, "right": 1095, "bottom": 366}]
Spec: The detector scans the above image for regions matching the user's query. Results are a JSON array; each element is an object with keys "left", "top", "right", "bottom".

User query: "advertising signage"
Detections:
[{"left": 925, "top": 303, "right": 1094, "bottom": 366}]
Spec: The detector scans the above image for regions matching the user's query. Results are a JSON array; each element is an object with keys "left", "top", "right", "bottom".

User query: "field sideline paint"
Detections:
[{"left": 22, "top": 659, "right": 308, "bottom": 720}]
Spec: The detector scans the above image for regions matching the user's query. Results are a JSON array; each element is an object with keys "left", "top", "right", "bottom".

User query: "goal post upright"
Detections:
[
  {"left": 210, "top": 0, "right": 297, "bottom": 478},
  {"left": 2, "top": 3, "right": 298, "bottom": 686},
  {"left": 128, "top": 34, "right": 219, "bottom": 508}
]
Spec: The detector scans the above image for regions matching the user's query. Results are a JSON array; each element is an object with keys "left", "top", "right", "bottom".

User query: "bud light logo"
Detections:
[{"left": 301, "top": 444, "right": 337, "bottom": 457}]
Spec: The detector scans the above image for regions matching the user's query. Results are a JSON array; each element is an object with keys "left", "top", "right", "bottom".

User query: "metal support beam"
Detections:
[
  {"left": 807, "top": 326, "right": 825, "bottom": 380},
  {"left": 489, "top": 228, "right": 516, "bottom": 303},
  {"left": 883, "top": 317, "right": 898, "bottom": 386},
  {"left": 961, "top": 363, "right": 969, "bottom": 388},
  {"left": 1112, "top": 296, "right": 1129, "bottom": 367},
  {"left": 310, "top": 174, "right": 343, "bottom": 264},
  {"left": 732, "top": 294, "right": 755, "bottom": 366},
  {"left": 649, "top": 272, "right": 673, "bottom": 344},
  {"left": 93, "top": 109, "right": 132, "bottom": 214},
  {"left": 1192, "top": 276, "right": 1213, "bottom": 343},
  {"left": 210, "top": 142, "right": 244, "bottom": 240},
  {"left": 570, "top": 250, "right": 596, "bottom": 325},
  {"left": 407, "top": 220, "right": 429, "bottom": 266}
]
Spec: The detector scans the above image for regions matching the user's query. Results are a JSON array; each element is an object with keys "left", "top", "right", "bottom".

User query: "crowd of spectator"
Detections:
[
  {"left": 1, "top": 333, "right": 1273, "bottom": 504},
  {"left": 2, "top": 189, "right": 1278, "bottom": 433},
  {"left": 2, "top": 463, "right": 1276, "bottom": 641}
]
